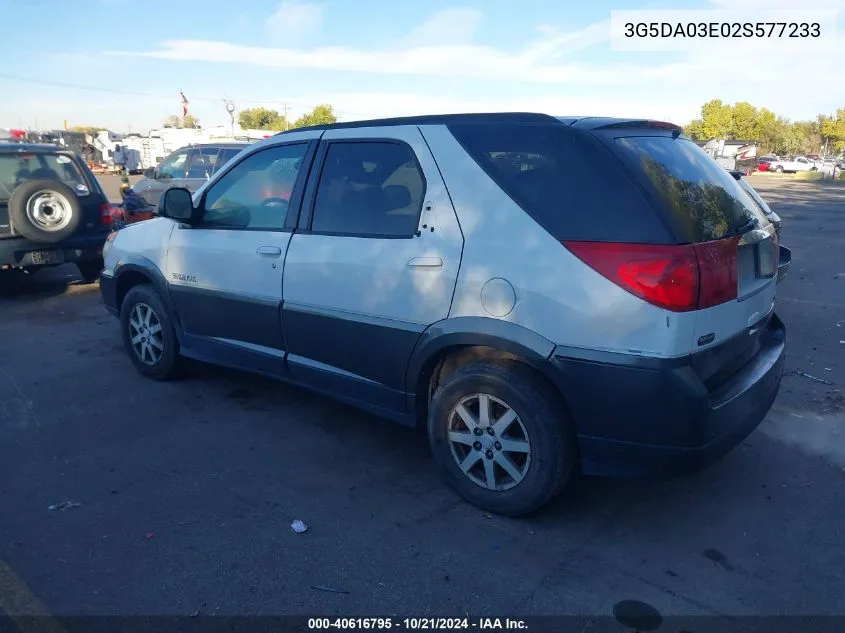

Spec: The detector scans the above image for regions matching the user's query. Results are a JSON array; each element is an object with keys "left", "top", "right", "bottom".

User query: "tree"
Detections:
[
  {"left": 698, "top": 99, "right": 733, "bottom": 139},
  {"left": 683, "top": 99, "right": 845, "bottom": 157},
  {"left": 183, "top": 114, "right": 200, "bottom": 129},
  {"left": 684, "top": 119, "right": 705, "bottom": 140},
  {"left": 820, "top": 109, "right": 845, "bottom": 152},
  {"left": 238, "top": 107, "right": 287, "bottom": 131},
  {"left": 753, "top": 108, "right": 780, "bottom": 153},
  {"left": 729, "top": 101, "right": 758, "bottom": 140},
  {"left": 163, "top": 115, "right": 181, "bottom": 128},
  {"left": 292, "top": 104, "right": 337, "bottom": 129},
  {"left": 69, "top": 125, "right": 106, "bottom": 134}
]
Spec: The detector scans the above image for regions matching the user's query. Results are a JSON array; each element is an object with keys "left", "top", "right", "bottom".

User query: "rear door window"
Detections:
[
  {"left": 614, "top": 135, "right": 768, "bottom": 242},
  {"left": 310, "top": 141, "right": 425, "bottom": 238},
  {"left": 186, "top": 148, "right": 219, "bottom": 179}
]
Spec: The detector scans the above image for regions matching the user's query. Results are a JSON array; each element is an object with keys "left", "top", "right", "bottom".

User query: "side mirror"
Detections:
[
  {"left": 158, "top": 187, "right": 196, "bottom": 223},
  {"left": 143, "top": 166, "right": 156, "bottom": 179}
]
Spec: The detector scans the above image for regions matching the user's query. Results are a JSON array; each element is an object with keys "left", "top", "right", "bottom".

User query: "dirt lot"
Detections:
[{"left": 0, "top": 177, "right": 844, "bottom": 622}]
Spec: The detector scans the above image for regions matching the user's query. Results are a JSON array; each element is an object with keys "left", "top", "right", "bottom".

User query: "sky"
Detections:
[{"left": 0, "top": 0, "right": 844, "bottom": 133}]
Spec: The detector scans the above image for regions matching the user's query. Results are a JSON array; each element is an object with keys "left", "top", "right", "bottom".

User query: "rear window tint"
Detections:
[
  {"left": 448, "top": 124, "right": 672, "bottom": 243},
  {"left": 0, "top": 153, "right": 86, "bottom": 201},
  {"left": 614, "top": 136, "right": 767, "bottom": 242}
]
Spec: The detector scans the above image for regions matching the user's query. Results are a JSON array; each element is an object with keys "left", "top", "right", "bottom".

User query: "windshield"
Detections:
[
  {"left": 614, "top": 136, "right": 768, "bottom": 242},
  {"left": 0, "top": 153, "right": 87, "bottom": 201}
]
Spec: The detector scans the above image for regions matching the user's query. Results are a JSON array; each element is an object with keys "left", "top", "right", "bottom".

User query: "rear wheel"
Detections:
[
  {"left": 427, "top": 360, "right": 577, "bottom": 516},
  {"left": 120, "top": 284, "right": 181, "bottom": 380}
]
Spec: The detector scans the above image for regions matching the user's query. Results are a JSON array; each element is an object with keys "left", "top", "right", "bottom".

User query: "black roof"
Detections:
[
  {"left": 0, "top": 143, "right": 75, "bottom": 154},
  {"left": 275, "top": 112, "right": 683, "bottom": 135},
  {"left": 277, "top": 112, "right": 561, "bottom": 134}
]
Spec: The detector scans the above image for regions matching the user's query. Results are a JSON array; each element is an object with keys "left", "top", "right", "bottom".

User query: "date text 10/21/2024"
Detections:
[{"left": 307, "top": 618, "right": 529, "bottom": 630}]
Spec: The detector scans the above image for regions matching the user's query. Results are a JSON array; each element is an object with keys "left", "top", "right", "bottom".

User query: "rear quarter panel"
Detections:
[{"left": 420, "top": 125, "right": 699, "bottom": 358}]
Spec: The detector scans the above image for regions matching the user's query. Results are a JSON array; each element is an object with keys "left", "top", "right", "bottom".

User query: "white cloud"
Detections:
[
  {"left": 285, "top": 91, "right": 701, "bottom": 126},
  {"left": 17, "top": 3, "right": 845, "bottom": 130},
  {"left": 401, "top": 7, "right": 482, "bottom": 46},
  {"left": 266, "top": 1, "right": 323, "bottom": 41},
  {"left": 525, "top": 20, "right": 611, "bottom": 61}
]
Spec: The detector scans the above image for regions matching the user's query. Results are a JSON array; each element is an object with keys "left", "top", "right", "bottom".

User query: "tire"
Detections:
[
  {"left": 119, "top": 284, "right": 181, "bottom": 380},
  {"left": 77, "top": 259, "right": 104, "bottom": 284},
  {"left": 427, "top": 360, "right": 577, "bottom": 516},
  {"left": 8, "top": 179, "right": 82, "bottom": 243},
  {"left": 775, "top": 166, "right": 784, "bottom": 173}
]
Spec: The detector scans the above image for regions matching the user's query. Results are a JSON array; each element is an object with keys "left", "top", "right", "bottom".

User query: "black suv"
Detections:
[{"left": 0, "top": 144, "right": 112, "bottom": 282}]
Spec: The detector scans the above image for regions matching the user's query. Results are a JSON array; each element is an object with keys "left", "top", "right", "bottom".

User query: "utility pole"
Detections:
[
  {"left": 224, "top": 100, "right": 236, "bottom": 136},
  {"left": 283, "top": 103, "right": 289, "bottom": 131}
]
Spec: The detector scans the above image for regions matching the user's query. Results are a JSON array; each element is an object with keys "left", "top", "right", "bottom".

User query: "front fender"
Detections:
[{"left": 111, "top": 256, "right": 183, "bottom": 343}]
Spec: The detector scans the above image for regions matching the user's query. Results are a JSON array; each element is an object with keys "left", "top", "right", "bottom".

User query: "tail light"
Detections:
[
  {"left": 564, "top": 238, "right": 740, "bottom": 312},
  {"left": 100, "top": 202, "right": 114, "bottom": 226}
]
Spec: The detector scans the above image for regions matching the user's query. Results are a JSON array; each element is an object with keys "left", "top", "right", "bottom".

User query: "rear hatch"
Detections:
[
  {"left": 447, "top": 119, "right": 778, "bottom": 387},
  {"left": 599, "top": 126, "right": 778, "bottom": 388},
  {"left": 0, "top": 150, "right": 111, "bottom": 239}
]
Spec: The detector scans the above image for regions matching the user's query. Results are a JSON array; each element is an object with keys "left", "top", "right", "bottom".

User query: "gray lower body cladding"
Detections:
[
  {"left": 100, "top": 270, "right": 785, "bottom": 478},
  {"left": 548, "top": 313, "right": 786, "bottom": 477}
]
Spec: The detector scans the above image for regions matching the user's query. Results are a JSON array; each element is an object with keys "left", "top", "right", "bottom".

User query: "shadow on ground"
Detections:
[{"left": 0, "top": 264, "right": 94, "bottom": 302}]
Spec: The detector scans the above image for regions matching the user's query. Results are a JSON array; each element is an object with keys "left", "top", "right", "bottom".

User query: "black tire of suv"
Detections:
[
  {"left": 427, "top": 360, "right": 577, "bottom": 517},
  {"left": 120, "top": 284, "right": 181, "bottom": 381},
  {"left": 8, "top": 180, "right": 83, "bottom": 244},
  {"left": 77, "top": 259, "right": 104, "bottom": 284}
]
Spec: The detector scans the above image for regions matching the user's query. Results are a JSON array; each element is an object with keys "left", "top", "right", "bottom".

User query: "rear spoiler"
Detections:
[{"left": 590, "top": 119, "right": 684, "bottom": 133}]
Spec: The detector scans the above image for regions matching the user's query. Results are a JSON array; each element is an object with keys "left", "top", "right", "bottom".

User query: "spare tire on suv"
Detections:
[{"left": 8, "top": 179, "right": 83, "bottom": 243}]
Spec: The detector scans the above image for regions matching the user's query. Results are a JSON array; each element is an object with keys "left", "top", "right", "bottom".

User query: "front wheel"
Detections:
[
  {"left": 120, "top": 284, "right": 181, "bottom": 380},
  {"left": 427, "top": 360, "right": 577, "bottom": 516},
  {"left": 775, "top": 166, "right": 784, "bottom": 173}
]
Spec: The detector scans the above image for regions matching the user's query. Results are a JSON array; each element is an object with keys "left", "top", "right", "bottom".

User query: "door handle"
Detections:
[
  {"left": 407, "top": 257, "right": 442, "bottom": 269},
  {"left": 256, "top": 246, "right": 282, "bottom": 257}
]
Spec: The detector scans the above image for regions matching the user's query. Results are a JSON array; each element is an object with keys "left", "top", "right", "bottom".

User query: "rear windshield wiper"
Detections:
[{"left": 733, "top": 217, "right": 760, "bottom": 236}]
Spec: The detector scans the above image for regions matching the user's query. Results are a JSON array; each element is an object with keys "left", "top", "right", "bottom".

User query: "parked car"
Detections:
[
  {"left": 100, "top": 114, "right": 787, "bottom": 516},
  {"left": 132, "top": 143, "right": 249, "bottom": 207},
  {"left": 767, "top": 156, "right": 816, "bottom": 173},
  {"left": 1, "top": 143, "right": 113, "bottom": 282}
]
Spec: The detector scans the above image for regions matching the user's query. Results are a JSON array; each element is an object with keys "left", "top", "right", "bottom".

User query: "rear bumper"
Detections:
[
  {"left": 777, "top": 245, "right": 791, "bottom": 283},
  {"left": 547, "top": 314, "right": 786, "bottom": 477},
  {"left": 0, "top": 232, "right": 109, "bottom": 267}
]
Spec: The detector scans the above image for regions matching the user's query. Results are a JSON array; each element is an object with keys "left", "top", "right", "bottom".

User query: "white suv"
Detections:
[{"left": 100, "top": 113, "right": 787, "bottom": 515}]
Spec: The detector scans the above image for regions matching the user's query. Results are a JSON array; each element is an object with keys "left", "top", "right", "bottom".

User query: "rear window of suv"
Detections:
[
  {"left": 0, "top": 153, "right": 87, "bottom": 201},
  {"left": 613, "top": 135, "right": 768, "bottom": 242},
  {"left": 448, "top": 123, "right": 673, "bottom": 244}
]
